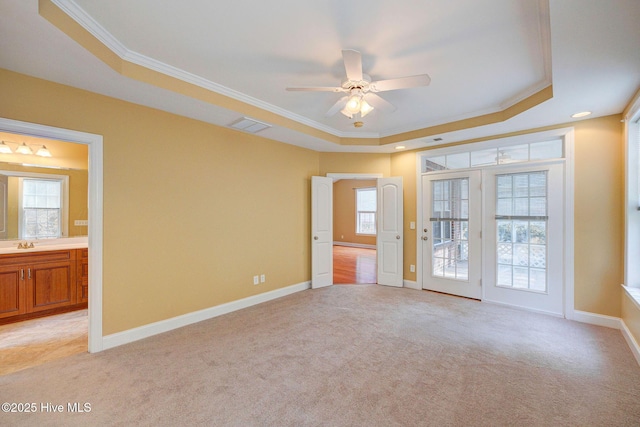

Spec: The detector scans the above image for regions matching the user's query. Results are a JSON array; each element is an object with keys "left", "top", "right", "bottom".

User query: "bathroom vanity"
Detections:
[{"left": 0, "top": 243, "right": 88, "bottom": 324}]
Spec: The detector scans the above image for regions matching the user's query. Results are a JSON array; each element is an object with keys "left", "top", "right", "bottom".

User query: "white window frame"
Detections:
[
  {"left": 624, "top": 94, "right": 640, "bottom": 290},
  {"left": 0, "top": 170, "right": 70, "bottom": 239},
  {"left": 355, "top": 187, "right": 377, "bottom": 236}
]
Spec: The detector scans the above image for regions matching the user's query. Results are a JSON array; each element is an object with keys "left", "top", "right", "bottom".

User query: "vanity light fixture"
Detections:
[
  {"left": 16, "top": 143, "right": 33, "bottom": 155},
  {"left": 0, "top": 141, "right": 53, "bottom": 157},
  {"left": 395, "top": 145, "right": 406, "bottom": 150},
  {"left": 571, "top": 111, "right": 592, "bottom": 118},
  {"left": 36, "top": 145, "right": 52, "bottom": 157},
  {"left": 0, "top": 141, "right": 12, "bottom": 154}
]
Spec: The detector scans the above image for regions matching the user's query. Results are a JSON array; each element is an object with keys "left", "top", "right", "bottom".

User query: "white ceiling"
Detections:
[{"left": 0, "top": 0, "right": 639, "bottom": 153}]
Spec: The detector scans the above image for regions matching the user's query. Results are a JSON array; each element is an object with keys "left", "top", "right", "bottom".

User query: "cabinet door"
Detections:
[
  {"left": 0, "top": 265, "right": 25, "bottom": 319},
  {"left": 26, "top": 260, "right": 77, "bottom": 313}
]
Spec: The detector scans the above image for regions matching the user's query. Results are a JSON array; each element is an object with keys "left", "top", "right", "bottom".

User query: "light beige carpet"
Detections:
[{"left": 1, "top": 285, "right": 639, "bottom": 426}]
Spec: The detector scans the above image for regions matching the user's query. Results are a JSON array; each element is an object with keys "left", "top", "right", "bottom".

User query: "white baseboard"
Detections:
[
  {"left": 102, "top": 281, "right": 311, "bottom": 350},
  {"left": 621, "top": 320, "right": 640, "bottom": 366},
  {"left": 403, "top": 280, "right": 420, "bottom": 290},
  {"left": 333, "top": 242, "right": 376, "bottom": 249},
  {"left": 571, "top": 310, "right": 622, "bottom": 329}
]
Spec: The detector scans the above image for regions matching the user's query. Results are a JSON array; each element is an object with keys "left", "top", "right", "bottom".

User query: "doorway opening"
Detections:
[
  {"left": 0, "top": 117, "right": 103, "bottom": 369},
  {"left": 333, "top": 178, "right": 377, "bottom": 284},
  {"left": 0, "top": 131, "right": 88, "bottom": 375}
]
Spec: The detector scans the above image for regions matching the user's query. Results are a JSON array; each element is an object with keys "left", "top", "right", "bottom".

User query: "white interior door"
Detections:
[
  {"left": 483, "top": 162, "right": 564, "bottom": 316},
  {"left": 377, "top": 177, "right": 403, "bottom": 287},
  {"left": 311, "top": 176, "right": 333, "bottom": 289},
  {"left": 422, "top": 170, "right": 482, "bottom": 299}
]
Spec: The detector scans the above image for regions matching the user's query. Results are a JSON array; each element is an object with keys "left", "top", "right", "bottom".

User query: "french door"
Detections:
[
  {"left": 483, "top": 162, "right": 564, "bottom": 315},
  {"left": 421, "top": 170, "right": 482, "bottom": 299},
  {"left": 421, "top": 162, "right": 565, "bottom": 315}
]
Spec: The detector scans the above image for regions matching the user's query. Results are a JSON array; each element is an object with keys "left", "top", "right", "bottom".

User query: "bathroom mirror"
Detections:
[{"left": 0, "top": 131, "right": 88, "bottom": 240}]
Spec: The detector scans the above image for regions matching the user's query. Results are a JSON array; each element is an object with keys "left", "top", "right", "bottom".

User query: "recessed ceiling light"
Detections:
[
  {"left": 571, "top": 111, "right": 592, "bottom": 118},
  {"left": 395, "top": 145, "right": 405, "bottom": 150}
]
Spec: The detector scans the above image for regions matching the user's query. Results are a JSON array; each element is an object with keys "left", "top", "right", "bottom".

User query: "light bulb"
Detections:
[{"left": 345, "top": 94, "right": 362, "bottom": 114}]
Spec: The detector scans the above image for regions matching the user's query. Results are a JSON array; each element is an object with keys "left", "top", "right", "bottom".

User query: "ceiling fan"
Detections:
[{"left": 286, "top": 49, "right": 431, "bottom": 121}]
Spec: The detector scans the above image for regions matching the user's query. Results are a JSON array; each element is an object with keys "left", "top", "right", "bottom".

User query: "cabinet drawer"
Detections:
[{"left": 0, "top": 250, "right": 76, "bottom": 267}]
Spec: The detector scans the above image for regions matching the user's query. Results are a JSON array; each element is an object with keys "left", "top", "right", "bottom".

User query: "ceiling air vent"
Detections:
[{"left": 229, "top": 117, "right": 271, "bottom": 134}]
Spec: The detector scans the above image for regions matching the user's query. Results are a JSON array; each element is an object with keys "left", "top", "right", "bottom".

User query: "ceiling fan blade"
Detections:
[
  {"left": 286, "top": 86, "right": 344, "bottom": 92},
  {"left": 325, "top": 97, "right": 348, "bottom": 117},
  {"left": 342, "top": 49, "right": 363, "bottom": 82},
  {"left": 370, "top": 74, "right": 431, "bottom": 92},
  {"left": 364, "top": 93, "right": 396, "bottom": 113}
]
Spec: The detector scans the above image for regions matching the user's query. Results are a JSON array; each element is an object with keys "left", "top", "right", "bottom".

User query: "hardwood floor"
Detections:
[
  {"left": 333, "top": 245, "right": 377, "bottom": 284},
  {"left": 0, "top": 309, "right": 87, "bottom": 376}
]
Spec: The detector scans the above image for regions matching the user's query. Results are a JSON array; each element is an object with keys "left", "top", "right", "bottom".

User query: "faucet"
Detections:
[{"left": 17, "top": 242, "right": 34, "bottom": 249}]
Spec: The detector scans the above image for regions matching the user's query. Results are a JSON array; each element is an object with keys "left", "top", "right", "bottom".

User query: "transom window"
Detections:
[
  {"left": 356, "top": 187, "right": 376, "bottom": 235},
  {"left": 423, "top": 139, "right": 564, "bottom": 172}
]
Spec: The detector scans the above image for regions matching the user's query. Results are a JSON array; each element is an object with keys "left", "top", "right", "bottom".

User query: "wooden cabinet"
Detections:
[
  {"left": 0, "top": 264, "right": 26, "bottom": 318},
  {"left": 0, "top": 248, "right": 87, "bottom": 322},
  {"left": 77, "top": 248, "right": 88, "bottom": 303}
]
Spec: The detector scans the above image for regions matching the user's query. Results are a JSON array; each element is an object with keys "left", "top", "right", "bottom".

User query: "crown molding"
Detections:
[{"left": 50, "top": 0, "right": 363, "bottom": 139}]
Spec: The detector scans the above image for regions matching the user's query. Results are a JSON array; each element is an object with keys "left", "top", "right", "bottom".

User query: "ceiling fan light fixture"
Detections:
[
  {"left": 360, "top": 99, "right": 374, "bottom": 117},
  {"left": 345, "top": 94, "right": 362, "bottom": 114},
  {"left": 340, "top": 108, "right": 353, "bottom": 119}
]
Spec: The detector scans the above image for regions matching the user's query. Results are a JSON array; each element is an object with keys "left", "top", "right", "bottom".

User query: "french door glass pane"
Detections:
[
  {"left": 431, "top": 178, "right": 469, "bottom": 281},
  {"left": 495, "top": 172, "right": 548, "bottom": 293}
]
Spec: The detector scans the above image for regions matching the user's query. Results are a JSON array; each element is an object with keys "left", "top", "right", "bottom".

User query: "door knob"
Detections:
[
  {"left": 424, "top": 228, "right": 428, "bottom": 233},
  {"left": 396, "top": 235, "right": 401, "bottom": 239},
  {"left": 313, "top": 236, "right": 318, "bottom": 240},
  {"left": 422, "top": 236, "right": 429, "bottom": 241}
]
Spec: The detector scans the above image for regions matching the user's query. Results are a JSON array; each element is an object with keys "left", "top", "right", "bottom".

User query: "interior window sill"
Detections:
[{"left": 623, "top": 285, "right": 640, "bottom": 311}]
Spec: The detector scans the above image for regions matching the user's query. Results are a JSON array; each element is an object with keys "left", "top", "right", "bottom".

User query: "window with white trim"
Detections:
[
  {"left": 356, "top": 187, "right": 376, "bottom": 235},
  {"left": 19, "top": 178, "right": 64, "bottom": 239}
]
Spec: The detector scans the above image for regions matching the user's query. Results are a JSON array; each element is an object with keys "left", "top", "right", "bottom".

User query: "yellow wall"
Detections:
[
  {"left": 0, "top": 67, "right": 627, "bottom": 335},
  {"left": 573, "top": 115, "right": 625, "bottom": 316},
  {"left": 0, "top": 68, "right": 318, "bottom": 335},
  {"left": 333, "top": 179, "right": 377, "bottom": 246}
]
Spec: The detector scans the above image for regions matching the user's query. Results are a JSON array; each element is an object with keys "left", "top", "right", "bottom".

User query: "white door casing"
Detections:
[
  {"left": 421, "top": 170, "right": 482, "bottom": 299},
  {"left": 377, "top": 177, "right": 403, "bottom": 287},
  {"left": 311, "top": 176, "right": 333, "bottom": 289},
  {"left": 0, "top": 173, "right": 7, "bottom": 240}
]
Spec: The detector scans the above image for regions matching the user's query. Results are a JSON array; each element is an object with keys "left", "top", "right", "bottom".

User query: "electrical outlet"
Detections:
[
  {"left": 410, "top": 222, "right": 415, "bottom": 230},
  {"left": 253, "top": 275, "right": 259, "bottom": 285},
  {"left": 260, "top": 274, "right": 266, "bottom": 283},
  {"left": 410, "top": 264, "right": 415, "bottom": 273}
]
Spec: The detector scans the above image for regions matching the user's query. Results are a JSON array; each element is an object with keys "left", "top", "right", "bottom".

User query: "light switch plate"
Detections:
[
  {"left": 410, "top": 222, "right": 415, "bottom": 229},
  {"left": 74, "top": 220, "right": 88, "bottom": 226}
]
